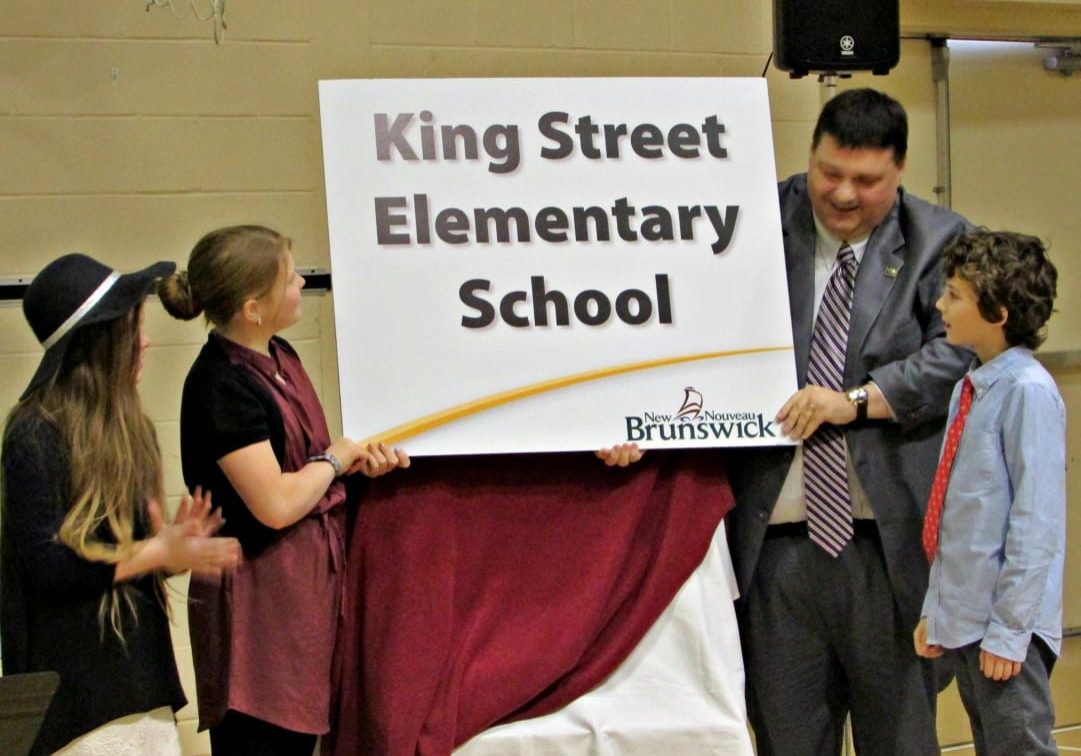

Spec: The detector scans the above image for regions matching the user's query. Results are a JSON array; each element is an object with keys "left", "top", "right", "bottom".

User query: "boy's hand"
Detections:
[
  {"left": 979, "top": 649, "right": 1023, "bottom": 681},
  {"left": 913, "top": 618, "right": 943, "bottom": 658}
]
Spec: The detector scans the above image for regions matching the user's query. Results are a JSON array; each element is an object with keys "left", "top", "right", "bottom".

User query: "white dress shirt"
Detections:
[{"left": 769, "top": 218, "right": 876, "bottom": 524}]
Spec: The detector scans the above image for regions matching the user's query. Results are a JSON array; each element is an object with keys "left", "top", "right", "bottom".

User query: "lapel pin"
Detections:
[{"left": 884, "top": 266, "right": 899, "bottom": 278}]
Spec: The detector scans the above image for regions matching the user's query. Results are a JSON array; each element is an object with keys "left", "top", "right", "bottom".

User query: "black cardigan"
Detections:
[
  {"left": 178, "top": 333, "right": 290, "bottom": 555},
  {"left": 0, "top": 412, "right": 184, "bottom": 755}
]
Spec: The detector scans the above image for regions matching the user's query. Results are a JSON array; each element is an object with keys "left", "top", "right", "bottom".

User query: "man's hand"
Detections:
[
  {"left": 776, "top": 385, "right": 857, "bottom": 440},
  {"left": 913, "top": 618, "right": 943, "bottom": 659},
  {"left": 595, "top": 443, "right": 644, "bottom": 467}
]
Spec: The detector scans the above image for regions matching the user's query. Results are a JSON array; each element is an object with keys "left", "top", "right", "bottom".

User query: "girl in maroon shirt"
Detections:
[{"left": 160, "top": 225, "right": 409, "bottom": 756}]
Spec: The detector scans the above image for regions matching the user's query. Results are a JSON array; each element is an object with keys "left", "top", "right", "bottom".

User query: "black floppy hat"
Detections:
[{"left": 20, "top": 253, "right": 176, "bottom": 400}]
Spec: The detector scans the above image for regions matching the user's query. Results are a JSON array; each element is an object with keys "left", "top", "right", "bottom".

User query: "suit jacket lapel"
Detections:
[
  {"left": 846, "top": 198, "right": 905, "bottom": 380},
  {"left": 783, "top": 186, "right": 817, "bottom": 386}
]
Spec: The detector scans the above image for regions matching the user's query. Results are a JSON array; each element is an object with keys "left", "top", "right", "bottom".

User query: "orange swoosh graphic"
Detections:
[{"left": 362, "top": 345, "right": 793, "bottom": 445}]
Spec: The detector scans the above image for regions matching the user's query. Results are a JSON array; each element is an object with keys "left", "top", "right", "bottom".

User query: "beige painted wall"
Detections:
[{"left": 1, "top": 2, "right": 1077, "bottom": 753}]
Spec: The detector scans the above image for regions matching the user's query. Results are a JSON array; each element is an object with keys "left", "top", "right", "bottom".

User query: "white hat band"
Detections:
[{"left": 41, "top": 272, "right": 121, "bottom": 350}]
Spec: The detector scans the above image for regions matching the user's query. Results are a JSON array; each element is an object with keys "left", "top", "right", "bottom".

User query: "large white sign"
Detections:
[{"left": 319, "top": 78, "right": 796, "bottom": 455}]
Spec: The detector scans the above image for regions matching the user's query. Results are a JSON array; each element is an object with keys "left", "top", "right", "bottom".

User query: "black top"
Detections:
[
  {"left": 0, "top": 412, "right": 185, "bottom": 756},
  {"left": 179, "top": 332, "right": 293, "bottom": 554}
]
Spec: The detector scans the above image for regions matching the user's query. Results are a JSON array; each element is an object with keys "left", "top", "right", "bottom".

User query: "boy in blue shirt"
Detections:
[{"left": 913, "top": 229, "right": 1065, "bottom": 755}]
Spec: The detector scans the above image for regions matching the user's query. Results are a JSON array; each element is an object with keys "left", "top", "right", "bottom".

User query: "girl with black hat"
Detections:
[
  {"left": 158, "top": 225, "right": 409, "bottom": 756},
  {"left": 1, "top": 253, "right": 242, "bottom": 755}
]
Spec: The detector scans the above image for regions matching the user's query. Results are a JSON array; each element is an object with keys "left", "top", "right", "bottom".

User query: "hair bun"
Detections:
[{"left": 158, "top": 269, "right": 203, "bottom": 321}]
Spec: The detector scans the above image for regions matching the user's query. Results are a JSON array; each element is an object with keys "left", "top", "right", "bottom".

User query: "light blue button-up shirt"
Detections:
[{"left": 921, "top": 346, "right": 1066, "bottom": 661}]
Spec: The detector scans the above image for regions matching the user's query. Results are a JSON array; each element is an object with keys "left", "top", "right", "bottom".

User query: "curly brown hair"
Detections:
[{"left": 941, "top": 229, "right": 1058, "bottom": 350}]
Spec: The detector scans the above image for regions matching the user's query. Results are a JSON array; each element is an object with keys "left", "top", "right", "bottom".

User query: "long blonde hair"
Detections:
[{"left": 4, "top": 302, "right": 165, "bottom": 639}]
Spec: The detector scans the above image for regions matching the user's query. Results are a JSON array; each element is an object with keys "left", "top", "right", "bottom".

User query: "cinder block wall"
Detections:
[{"left": 2, "top": 2, "right": 1079, "bottom": 754}]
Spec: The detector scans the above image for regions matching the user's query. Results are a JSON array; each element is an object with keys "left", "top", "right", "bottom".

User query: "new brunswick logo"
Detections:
[
  {"left": 675, "top": 386, "right": 703, "bottom": 421},
  {"left": 624, "top": 386, "right": 776, "bottom": 443}
]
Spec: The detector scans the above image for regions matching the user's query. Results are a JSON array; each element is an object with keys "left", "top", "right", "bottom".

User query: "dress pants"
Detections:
[
  {"left": 740, "top": 524, "right": 940, "bottom": 756},
  {"left": 952, "top": 636, "right": 1057, "bottom": 756}
]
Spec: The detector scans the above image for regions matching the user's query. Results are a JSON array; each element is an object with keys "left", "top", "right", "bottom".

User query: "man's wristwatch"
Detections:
[
  {"left": 307, "top": 452, "right": 343, "bottom": 477},
  {"left": 846, "top": 386, "right": 869, "bottom": 422}
]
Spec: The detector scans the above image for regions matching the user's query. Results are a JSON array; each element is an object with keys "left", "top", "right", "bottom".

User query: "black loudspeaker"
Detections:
[{"left": 773, "top": 0, "right": 899, "bottom": 78}]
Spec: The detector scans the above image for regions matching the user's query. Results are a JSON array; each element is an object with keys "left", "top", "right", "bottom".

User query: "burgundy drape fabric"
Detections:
[{"left": 326, "top": 449, "right": 733, "bottom": 756}]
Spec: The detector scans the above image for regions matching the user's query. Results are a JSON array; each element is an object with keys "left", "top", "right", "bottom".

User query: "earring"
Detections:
[{"left": 257, "top": 316, "right": 262, "bottom": 326}]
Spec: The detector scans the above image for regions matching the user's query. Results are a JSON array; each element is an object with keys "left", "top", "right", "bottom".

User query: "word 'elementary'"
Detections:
[
  {"left": 376, "top": 194, "right": 739, "bottom": 255},
  {"left": 374, "top": 111, "right": 729, "bottom": 173}
]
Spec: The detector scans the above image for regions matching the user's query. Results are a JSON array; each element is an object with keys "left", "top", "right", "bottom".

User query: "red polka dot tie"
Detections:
[{"left": 922, "top": 376, "right": 975, "bottom": 563}]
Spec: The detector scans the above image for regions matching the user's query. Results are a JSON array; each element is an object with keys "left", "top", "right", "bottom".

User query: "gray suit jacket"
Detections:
[{"left": 726, "top": 173, "right": 971, "bottom": 625}]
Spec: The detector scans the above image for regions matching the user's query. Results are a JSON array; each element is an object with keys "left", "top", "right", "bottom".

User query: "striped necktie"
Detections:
[{"left": 804, "top": 243, "right": 857, "bottom": 556}]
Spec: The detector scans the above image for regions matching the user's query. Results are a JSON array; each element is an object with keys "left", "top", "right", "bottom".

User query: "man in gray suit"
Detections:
[{"left": 726, "top": 89, "right": 970, "bottom": 754}]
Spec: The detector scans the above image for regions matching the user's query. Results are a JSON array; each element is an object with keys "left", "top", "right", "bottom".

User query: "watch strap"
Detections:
[
  {"left": 847, "top": 386, "right": 869, "bottom": 422},
  {"left": 307, "top": 452, "right": 343, "bottom": 477}
]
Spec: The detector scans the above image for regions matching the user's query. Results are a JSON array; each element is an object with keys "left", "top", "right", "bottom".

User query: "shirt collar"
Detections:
[
  {"left": 967, "top": 345, "right": 1032, "bottom": 396},
  {"left": 812, "top": 213, "right": 870, "bottom": 266},
  {"left": 210, "top": 329, "right": 282, "bottom": 380}
]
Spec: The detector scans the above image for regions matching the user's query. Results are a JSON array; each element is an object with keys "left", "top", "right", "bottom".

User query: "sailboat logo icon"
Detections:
[{"left": 675, "top": 386, "right": 703, "bottom": 422}]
